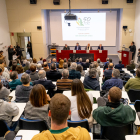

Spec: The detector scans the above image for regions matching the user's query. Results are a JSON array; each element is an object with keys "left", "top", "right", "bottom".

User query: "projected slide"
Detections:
[{"left": 61, "top": 13, "right": 106, "bottom": 41}]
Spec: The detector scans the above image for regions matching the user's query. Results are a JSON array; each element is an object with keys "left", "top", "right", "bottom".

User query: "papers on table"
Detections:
[
  {"left": 9, "top": 90, "right": 15, "bottom": 101},
  {"left": 125, "top": 135, "right": 140, "bottom": 140}
]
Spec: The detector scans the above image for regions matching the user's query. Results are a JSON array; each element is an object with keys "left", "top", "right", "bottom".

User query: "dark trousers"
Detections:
[{"left": 132, "top": 53, "right": 135, "bottom": 60}]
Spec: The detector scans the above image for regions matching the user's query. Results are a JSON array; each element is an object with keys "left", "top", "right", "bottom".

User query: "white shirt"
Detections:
[{"left": 69, "top": 92, "right": 93, "bottom": 121}]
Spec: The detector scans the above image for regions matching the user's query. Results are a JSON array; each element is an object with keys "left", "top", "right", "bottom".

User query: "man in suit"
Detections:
[
  {"left": 85, "top": 43, "right": 92, "bottom": 50},
  {"left": 46, "top": 63, "right": 62, "bottom": 81},
  {"left": 97, "top": 44, "right": 104, "bottom": 50},
  {"left": 129, "top": 41, "right": 136, "bottom": 60},
  {"left": 8, "top": 45, "right": 14, "bottom": 61},
  {"left": 115, "top": 61, "right": 124, "bottom": 70},
  {"left": 63, "top": 44, "right": 70, "bottom": 50},
  {"left": 74, "top": 43, "right": 81, "bottom": 50}
]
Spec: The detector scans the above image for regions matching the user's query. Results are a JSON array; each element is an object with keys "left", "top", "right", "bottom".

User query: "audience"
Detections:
[
  {"left": 82, "top": 59, "right": 90, "bottom": 70},
  {"left": 102, "top": 69, "right": 123, "bottom": 90},
  {"left": 69, "top": 63, "right": 81, "bottom": 79},
  {"left": 93, "top": 87, "right": 136, "bottom": 127},
  {"left": 93, "top": 61, "right": 101, "bottom": 76},
  {"left": 57, "top": 69, "right": 73, "bottom": 91},
  {"left": 43, "top": 62, "right": 50, "bottom": 72},
  {"left": 0, "top": 59, "right": 9, "bottom": 75},
  {"left": 75, "top": 58, "right": 81, "bottom": 65},
  {"left": 30, "top": 64, "right": 39, "bottom": 81},
  {"left": 0, "top": 64, "right": 10, "bottom": 80},
  {"left": 24, "top": 61, "right": 30, "bottom": 72},
  {"left": 32, "top": 93, "right": 91, "bottom": 140},
  {"left": 127, "top": 60, "right": 135, "bottom": 71},
  {"left": 97, "top": 58, "right": 103, "bottom": 68},
  {"left": 24, "top": 84, "right": 51, "bottom": 129},
  {"left": 67, "top": 58, "right": 71, "bottom": 69},
  {"left": 64, "top": 58, "right": 67, "bottom": 62},
  {"left": 79, "top": 58, "right": 83, "bottom": 65},
  {"left": 37, "top": 57, "right": 43, "bottom": 65},
  {"left": 52, "top": 58, "right": 58, "bottom": 68},
  {"left": 15, "top": 65, "right": 24, "bottom": 80},
  {"left": 36, "top": 63, "right": 42, "bottom": 71},
  {"left": 69, "top": 79, "right": 93, "bottom": 128},
  {"left": 104, "top": 63, "right": 114, "bottom": 78},
  {"left": 83, "top": 68, "right": 100, "bottom": 90},
  {"left": 15, "top": 73, "right": 33, "bottom": 103},
  {"left": 33, "top": 58, "right": 37, "bottom": 65},
  {"left": 104, "top": 58, "right": 109, "bottom": 66},
  {"left": 115, "top": 60, "right": 124, "bottom": 70},
  {"left": 125, "top": 68, "right": 140, "bottom": 92},
  {"left": 59, "top": 59, "right": 64, "bottom": 69},
  {"left": 47, "top": 59, "right": 51, "bottom": 68},
  {"left": 76, "top": 64, "right": 85, "bottom": 76},
  {"left": 104, "top": 58, "right": 113, "bottom": 70},
  {"left": 59, "top": 63, "right": 68, "bottom": 74}
]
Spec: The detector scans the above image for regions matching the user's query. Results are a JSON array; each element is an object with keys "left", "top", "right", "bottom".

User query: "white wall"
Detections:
[
  {"left": 134, "top": 0, "right": 140, "bottom": 63},
  {"left": 0, "top": 0, "right": 11, "bottom": 65}
]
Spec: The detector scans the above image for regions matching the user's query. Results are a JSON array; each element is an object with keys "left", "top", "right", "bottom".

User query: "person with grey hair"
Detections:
[
  {"left": 69, "top": 63, "right": 81, "bottom": 79},
  {"left": 127, "top": 60, "right": 135, "bottom": 71},
  {"left": 102, "top": 69, "right": 123, "bottom": 90},
  {"left": 15, "top": 73, "right": 33, "bottom": 103},
  {"left": 83, "top": 68, "right": 100, "bottom": 90},
  {"left": 34, "top": 70, "right": 56, "bottom": 97},
  {"left": 82, "top": 59, "right": 90, "bottom": 70},
  {"left": 24, "top": 61, "right": 30, "bottom": 72},
  {"left": 97, "top": 58, "right": 104, "bottom": 68},
  {"left": 37, "top": 63, "right": 42, "bottom": 71},
  {"left": 59, "top": 63, "right": 68, "bottom": 74},
  {"left": 47, "top": 59, "right": 51, "bottom": 68},
  {"left": 76, "top": 64, "right": 85, "bottom": 76},
  {"left": 57, "top": 69, "right": 73, "bottom": 91},
  {"left": 52, "top": 58, "right": 59, "bottom": 68},
  {"left": 37, "top": 57, "right": 43, "bottom": 65}
]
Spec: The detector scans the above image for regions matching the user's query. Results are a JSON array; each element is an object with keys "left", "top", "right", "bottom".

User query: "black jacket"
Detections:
[
  {"left": 46, "top": 70, "right": 62, "bottom": 81},
  {"left": 129, "top": 45, "right": 136, "bottom": 53},
  {"left": 63, "top": 46, "right": 70, "bottom": 50},
  {"left": 8, "top": 47, "right": 14, "bottom": 60}
]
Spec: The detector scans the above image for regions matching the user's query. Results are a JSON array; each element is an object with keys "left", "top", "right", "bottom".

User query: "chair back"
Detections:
[
  {"left": 0, "top": 120, "right": 9, "bottom": 137},
  {"left": 134, "top": 100, "right": 140, "bottom": 112},
  {"left": 128, "top": 89, "right": 140, "bottom": 103},
  {"left": 102, "top": 123, "right": 133, "bottom": 140},
  {"left": 19, "top": 117, "right": 49, "bottom": 132},
  {"left": 67, "top": 119, "right": 90, "bottom": 132}
]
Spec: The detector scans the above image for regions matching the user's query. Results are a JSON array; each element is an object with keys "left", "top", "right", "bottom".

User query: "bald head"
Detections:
[
  {"left": 109, "top": 63, "right": 113, "bottom": 69},
  {"left": 38, "top": 70, "right": 46, "bottom": 79},
  {"left": 53, "top": 58, "right": 56, "bottom": 63}
]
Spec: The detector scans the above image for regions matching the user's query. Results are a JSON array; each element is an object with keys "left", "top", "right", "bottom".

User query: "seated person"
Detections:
[
  {"left": 0, "top": 99, "right": 19, "bottom": 130},
  {"left": 52, "top": 58, "right": 58, "bottom": 68},
  {"left": 83, "top": 68, "right": 100, "bottom": 91},
  {"left": 82, "top": 59, "right": 90, "bottom": 70},
  {"left": 46, "top": 63, "right": 62, "bottom": 81},
  {"left": 104, "top": 58, "right": 109, "bottom": 66},
  {"left": 34, "top": 70, "right": 56, "bottom": 97},
  {"left": 75, "top": 58, "right": 81, "bottom": 65},
  {"left": 24, "top": 61, "right": 30, "bottom": 72},
  {"left": 32, "top": 93, "right": 91, "bottom": 140},
  {"left": 104, "top": 63, "right": 114, "bottom": 79},
  {"left": 104, "top": 58, "right": 113, "bottom": 70},
  {"left": 59, "top": 63, "right": 68, "bottom": 74},
  {"left": 76, "top": 64, "right": 85, "bottom": 76},
  {"left": 59, "top": 59, "right": 64, "bottom": 69},
  {"left": 115, "top": 60, "right": 124, "bottom": 70},
  {"left": 97, "top": 58, "right": 104, "bottom": 68},
  {"left": 47, "top": 59, "right": 51, "bottom": 68},
  {"left": 97, "top": 44, "right": 104, "bottom": 50},
  {"left": 24, "top": 84, "right": 51, "bottom": 129},
  {"left": 57, "top": 69, "right": 73, "bottom": 91},
  {"left": 67, "top": 58, "right": 71, "bottom": 69},
  {"left": 93, "top": 87, "right": 136, "bottom": 126},
  {"left": 93, "top": 61, "right": 100, "bottom": 76},
  {"left": 127, "top": 60, "right": 135, "bottom": 71},
  {"left": 125, "top": 68, "right": 140, "bottom": 92},
  {"left": 63, "top": 44, "right": 70, "bottom": 50},
  {"left": 102, "top": 69, "right": 123, "bottom": 90},
  {"left": 15, "top": 65, "right": 24, "bottom": 80},
  {"left": 79, "top": 58, "right": 83, "bottom": 65},
  {"left": 69, "top": 63, "right": 81, "bottom": 79},
  {"left": 15, "top": 73, "right": 33, "bottom": 103},
  {"left": 37, "top": 57, "right": 43, "bottom": 65},
  {"left": 85, "top": 64, "right": 99, "bottom": 81},
  {"left": 29, "top": 64, "right": 39, "bottom": 81},
  {"left": 85, "top": 43, "right": 92, "bottom": 50},
  {"left": 0, "top": 64, "right": 10, "bottom": 80},
  {"left": 74, "top": 42, "right": 81, "bottom": 50},
  {"left": 0, "top": 81, "right": 10, "bottom": 102},
  {"left": 43, "top": 62, "right": 50, "bottom": 72}
]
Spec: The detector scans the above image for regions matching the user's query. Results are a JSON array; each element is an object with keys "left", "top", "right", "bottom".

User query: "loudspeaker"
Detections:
[
  {"left": 37, "top": 26, "right": 42, "bottom": 30},
  {"left": 102, "top": 0, "right": 108, "bottom": 4},
  {"left": 53, "top": 0, "right": 60, "bottom": 5},
  {"left": 123, "top": 26, "right": 128, "bottom": 29},
  {"left": 127, "top": 0, "right": 133, "bottom": 3},
  {"left": 30, "top": 0, "right": 37, "bottom": 4}
]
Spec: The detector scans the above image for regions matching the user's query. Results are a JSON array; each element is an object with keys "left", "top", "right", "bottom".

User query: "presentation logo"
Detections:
[
  {"left": 76, "top": 18, "right": 84, "bottom": 26},
  {"left": 83, "top": 17, "right": 91, "bottom": 25}
]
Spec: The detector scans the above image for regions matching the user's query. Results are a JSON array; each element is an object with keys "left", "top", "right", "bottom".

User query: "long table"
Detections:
[{"left": 56, "top": 50, "right": 108, "bottom": 62}]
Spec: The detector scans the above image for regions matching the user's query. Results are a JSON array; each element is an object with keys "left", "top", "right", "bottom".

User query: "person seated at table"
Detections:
[
  {"left": 85, "top": 64, "right": 99, "bottom": 81},
  {"left": 46, "top": 63, "right": 62, "bottom": 81},
  {"left": 115, "top": 60, "right": 124, "bottom": 70},
  {"left": 15, "top": 73, "right": 33, "bottom": 103},
  {"left": 68, "top": 79, "right": 93, "bottom": 128},
  {"left": 31, "top": 93, "right": 91, "bottom": 140},
  {"left": 126, "top": 60, "right": 135, "bottom": 71},
  {"left": 58, "top": 63, "right": 68, "bottom": 74},
  {"left": 69, "top": 63, "right": 81, "bottom": 79},
  {"left": 0, "top": 99, "right": 19, "bottom": 130},
  {"left": 85, "top": 43, "right": 92, "bottom": 50},
  {"left": 83, "top": 68, "right": 100, "bottom": 91},
  {"left": 36, "top": 63, "right": 42, "bottom": 71},
  {"left": 125, "top": 68, "right": 140, "bottom": 92},
  {"left": 59, "top": 59, "right": 64, "bottom": 69},
  {"left": 0, "top": 81, "right": 10, "bottom": 102},
  {"left": 104, "top": 63, "right": 114, "bottom": 80},
  {"left": 102, "top": 69, "right": 123, "bottom": 91},
  {"left": 97, "top": 44, "right": 104, "bottom": 50},
  {"left": 93, "top": 87, "right": 136, "bottom": 127},
  {"left": 34, "top": 70, "right": 56, "bottom": 97},
  {"left": 43, "top": 62, "right": 50, "bottom": 72},
  {"left": 24, "top": 84, "right": 51, "bottom": 129},
  {"left": 37, "top": 57, "right": 43, "bottom": 65},
  {"left": 74, "top": 42, "right": 81, "bottom": 50},
  {"left": 15, "top": 65, "right": 24, "bottom": 80},
  {"left": 63, "top": 44, "right": 70, "bottom": 50},
  {"left": 29, "top": 64, "right": 39, "bottom": 81},
  {"left": 56, "top": 69, "right": 73, "bottom": 91},
  {"left": 76, "top": 64, "right": 85, "bottom": 76},
  {"left": 82, "top": 59, "right": 90, "bottom": 70}
]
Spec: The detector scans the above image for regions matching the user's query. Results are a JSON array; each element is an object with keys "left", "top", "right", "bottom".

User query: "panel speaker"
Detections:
[
  {"left": 102, "top": 0, "right": 108, "bottom": 4},
  {"left": 127, "top": 0, "right": 133, "bottom": 3},
  {"left": 37, "top": 26, "right": 42, "bottom": 30},
  {"left": 53, "top": 0, "right": 60, "bottom": 5},
  {"left": 30, "top": 0, "right": 37, "bottom": 4}
]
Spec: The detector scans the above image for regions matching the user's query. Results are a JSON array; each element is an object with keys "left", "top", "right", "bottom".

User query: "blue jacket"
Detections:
[
  {"left": 102, "top": 77, "right": 123, "bottom": 90},
  {"left": 97, "top": 46, "right": 104, "bottom": 50},
  {"left": 104, "top": 69, "right": 113, "bottom": 78},
  {"left": 115, "top": 64, "right": 124, "bottom": 70},
  {"left": 69, "top": 70, "right": 81, "bottom": 79},
  {"left": 83, "top": 76, "right": 100, "bottom": 91},
  {"left": 74, "top": 46, "right": 81, "bottom": 50}
]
